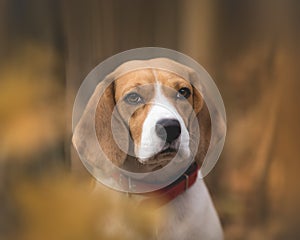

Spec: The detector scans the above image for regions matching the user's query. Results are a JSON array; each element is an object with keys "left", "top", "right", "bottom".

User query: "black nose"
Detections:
[{"left": 155, "top": 119, "right": 181, "bottom": 143}]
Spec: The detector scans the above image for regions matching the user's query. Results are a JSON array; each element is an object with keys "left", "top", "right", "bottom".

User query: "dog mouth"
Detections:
[
  {"left": 159, "top": 147, "right": 177, "bottom": 155},
  {"left": 139, "top": 147, "right": 178, "bottom": 170},
  {"left": 151, "top": 146, "right": 177, "bottom": 160}
]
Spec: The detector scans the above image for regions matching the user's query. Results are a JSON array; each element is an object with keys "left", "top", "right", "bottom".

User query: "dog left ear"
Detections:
[
  {"left": 72, "top": 77, "right": 128, "bottom": 170},
  {"left": 189, "top": 71, "right": 226, "bottom": 167}
]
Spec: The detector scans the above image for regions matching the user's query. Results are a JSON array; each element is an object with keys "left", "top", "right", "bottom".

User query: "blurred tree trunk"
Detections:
[
  {"left": 178, "top": 0, "right": 216, "bottom": 69},
  {"left": 0, "top": 0, "right": 66, "bottom": 170},
  {"left": 211, "top": 1, "right": 300, "bottom": 239},
  {"left": 0, "top": 0, "right": 8, "bottom": 59}
]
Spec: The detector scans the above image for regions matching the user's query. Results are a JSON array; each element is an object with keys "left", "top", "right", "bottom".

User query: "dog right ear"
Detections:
[
  {"left": 95, "top": 82, "right": 129, "bottom": 167},
  {"left": 72, "top": 79, "right": 128, "bottom": 170}
]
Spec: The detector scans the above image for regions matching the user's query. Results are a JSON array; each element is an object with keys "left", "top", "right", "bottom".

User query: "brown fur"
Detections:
[
  {"left": 114, "top": 70, "right": 155, "bottom": 146},
  {"left": 95, "top": 82, "right": 128, "bottom": 166},
  {"left": 157, "top": 70, "right": 195, "bottom": 127}
]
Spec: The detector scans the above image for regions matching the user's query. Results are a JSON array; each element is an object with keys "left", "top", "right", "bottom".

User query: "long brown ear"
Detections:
[
  {"left": 189, "top": 71, "right": 226, "bottom": 168},
  {"left": 72, "top": 80, "right": 128, "bottom": 170},
  {"left": 189, "top": 85, "right": 211, "bottom": 167},
  {"left": 95, "top": 82, "right": 128, "bottom": 166}
]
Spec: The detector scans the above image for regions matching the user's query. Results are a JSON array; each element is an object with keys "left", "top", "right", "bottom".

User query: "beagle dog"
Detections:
[{"left": 73, "top": 58, "right": 224, "bottom": 239}]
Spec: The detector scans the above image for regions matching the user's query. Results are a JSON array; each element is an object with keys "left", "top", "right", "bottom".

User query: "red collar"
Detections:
[
  {"left": 115, "top": 162, "right": 199, "bottom": 207},
  {"left": 140, "top": 162, "right": 199, "bottom": 207}
]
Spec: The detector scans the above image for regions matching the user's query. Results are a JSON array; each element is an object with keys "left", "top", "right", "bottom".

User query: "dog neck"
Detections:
[{"left": 115, "top": 161, "right": 199, "bottom": 208}]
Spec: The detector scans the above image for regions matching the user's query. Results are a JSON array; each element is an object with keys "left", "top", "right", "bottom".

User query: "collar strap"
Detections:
[
  {"left": 114, "top": 162, "right": 199, "bottom": 207},
  {"left": 138, "top": 162, "right": 199, "bottom": 207}
]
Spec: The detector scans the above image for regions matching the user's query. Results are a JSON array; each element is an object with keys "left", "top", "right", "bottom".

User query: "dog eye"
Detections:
[
  {"left": 124, "top": 92, "right": 144, "bottom": 105},
  {"left": 176, "top": 87, "right": 191, "bottom": 99}
]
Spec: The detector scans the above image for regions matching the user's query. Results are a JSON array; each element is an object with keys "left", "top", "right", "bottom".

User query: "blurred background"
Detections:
[{"left": 0, "top": 0, "right": 299, "bottom": 239}]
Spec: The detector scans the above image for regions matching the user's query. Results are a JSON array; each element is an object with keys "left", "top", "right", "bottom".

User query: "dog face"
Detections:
[
  {"left": 113, "top": 69, "right": 203, "bottom": 168},
  {"left": 73, "top": 58, "right": 222, "bottom": 174},
  {"left": 93, "top": 68, "right": 206, "bottom": 172}
]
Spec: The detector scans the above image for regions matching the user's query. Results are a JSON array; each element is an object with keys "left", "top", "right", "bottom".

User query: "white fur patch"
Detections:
[{"left": 136, "top": 70, "right": 190, "bottom": 163}]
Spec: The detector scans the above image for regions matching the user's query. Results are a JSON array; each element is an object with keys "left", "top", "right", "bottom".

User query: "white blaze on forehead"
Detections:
[{"left": 136, "top": 69, "right": 190, "bottom": 162}]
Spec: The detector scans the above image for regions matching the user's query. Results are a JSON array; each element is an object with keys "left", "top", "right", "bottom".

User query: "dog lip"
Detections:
[
  {"left": 145, "top": 148, "right": 177, "bottom": 164},
  {"left": 137, "top": 146, "right": 178, "bottom": 166},
  {"left": 138, "top": 149, "right": 176, "bottom": 165},
  {"left": 152, "top": 165, "right": 163, "bottom": 171},
  {"left": 159, "top": 147, "right": 177, "bottom": 154}
]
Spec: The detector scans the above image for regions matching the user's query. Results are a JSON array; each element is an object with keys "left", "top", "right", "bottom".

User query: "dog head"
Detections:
[{"left": 73, "top": 58, "right": 224, "bottom": 173}]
